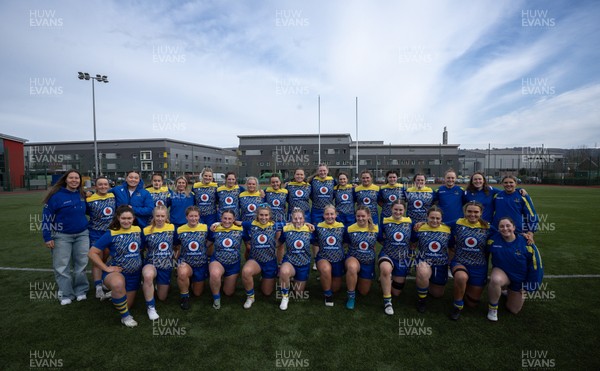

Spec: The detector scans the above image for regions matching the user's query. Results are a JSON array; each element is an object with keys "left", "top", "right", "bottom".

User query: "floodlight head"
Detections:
[
  {"left": 101, "top": 75, "right": 109, "bottom": 83},
  {"left": 84, "top": 73, "right": 90, "bottom": 80},
  {"left": 77, "top": 72, "right": 85, "bottom": 80}
]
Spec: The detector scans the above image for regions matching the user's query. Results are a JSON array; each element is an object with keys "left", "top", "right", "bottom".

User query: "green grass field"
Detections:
[{"left": 1, "top": 186, "right": 600, "bottom": 370}]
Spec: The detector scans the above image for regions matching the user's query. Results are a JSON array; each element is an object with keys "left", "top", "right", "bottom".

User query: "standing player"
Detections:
[
  {"left": 141, "top": 205, "right": 175, "bottom": 320},
  {"left": 208, "top": 210, "right": 244, "bottom": 309},
  {"left": 313, "top": 205, "right": 346, "bottom": 306},
  {"left": 175, "top": 206, "right": 209, "bottom": 310},
  {"left": 88, "top": 206, "right": 142, "bottom": 327},
  {"left": 309, "top": 164, "right": 336, "bottom": 224},
  {"left": 378, "top": 200, "right": 412, "bottom": 315},
  {"left": 111, "top": 170, "right": 154, "bottom": 228},
  {"left": 239, "top": 177, "right": 263, "bottom": 223},
  {"left": 412, "top": 206, "right": 452, "bottom": 313},
  {"left": 378, "top": 170, "right": 405, "bottom": 220},
  {"left": 42, "top": 170, "right": 90, "bottom": 305},
  {"left": 169, "top": 176, "right": 195, "bottom": 229},
  {"left": 486, "top": 217, "right": 544, "bottom": 321},
  {"left": 86, "top": 176, "right": 116, "bottom": 299},
  {"left": 277, "top": 208, "right": 313, "bottom": 311},
  {"left": 404, "top": 174, "right": 435, "bottom": 224},
  {"left": 216, "top": 172, "right": 243, "bottom": 220},
  {"left": 449, "top": 201, "right": 490, "bottom": 320},
  {"left": 333, "top": 172, "right": 355, "bottom": 227},
  {"left": 192, "top": 167, "right": 219, "bottom": 226},
  {"left": 345, "top": 206, "right": 379, "bottom": 310},
  {"left": 286, "top": 168, "right": 311, "bottom": 223},
  {"left": 492, "top": 175, "right": 538, "bottom": 239},
  {"left": 434, "top": 169, "right": 463, "bottom": 228},
  {"left": 146, "top": 173, "right": 170, "bottom": 208},
  {"left": 240, "top": 205, "right": 281, "bottom": 309},
  {"left": 264, "top": 175, "right": 288, "bottom": 231},
  {"left": 354, "top": 170, "right": 380, "bottom": 224}
]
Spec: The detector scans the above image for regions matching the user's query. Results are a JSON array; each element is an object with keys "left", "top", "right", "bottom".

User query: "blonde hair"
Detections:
[{"left": 149, "top": 205, "right": 170, "bottom": 233}]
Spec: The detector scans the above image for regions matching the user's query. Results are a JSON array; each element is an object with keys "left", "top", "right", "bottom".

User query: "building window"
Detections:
[
  {"left": 106, "top": 163, "right": 117, "bottom": 170},
  {"left": 105, "top": 153, "right": 117, "bottom": 159},
  {"left": 245, "top": 150, "right": 262, "bottom": 156},
  {"left": 141, "top": 161, "right": 153, "bottom": 171},
  {"left": 140, "top": 151, "right": 152, "bottom": 160}
]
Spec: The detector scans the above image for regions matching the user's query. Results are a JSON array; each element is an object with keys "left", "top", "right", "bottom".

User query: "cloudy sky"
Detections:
[{"left": 1, "top": 0, "right": 599, "bottom": 149}]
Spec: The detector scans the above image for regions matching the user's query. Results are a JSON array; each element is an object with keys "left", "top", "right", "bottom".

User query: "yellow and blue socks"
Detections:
[
  {"left": 417, "top": 286, "right": 428, "bottom": 300},
  {"left": 146, "top": 298, "right": 156, "bottom": 309},
  {"left": 453, "top": 299, "right": 464, "bottom": 310},
  {"left": 383, "top": 294, "right": 392, "bottom": 306},
  {"left": 112, "top": 295, "right": 130, "bottom": 318},
  {"left": 246, "top": 288, "right": 255, "bottom": 300}
]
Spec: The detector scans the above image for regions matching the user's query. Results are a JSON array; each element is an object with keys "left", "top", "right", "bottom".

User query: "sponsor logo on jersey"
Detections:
[
  {"left": 257, "top": 234, "right": 268, "bottom": 244},
  {"left": 200, "top": 194, "right": 209, "bottom": 202},
  {"left": 225, "top": 196, "right": 234, "bottom": 205},
  {"left": 294, "top": 240, "right": 304, "bottom": 249},
  {"left": 363, "top": 197, "right": 371, "bottom": 205},
  {"left": 272, "top": 199, "right": 281, "bottom": 207},
  {"left": 326, "top": 236, "right": 337, "bottom": 246},
  {"left": 128, "top": 241, "right": 139, "bottom": 253},
  {"left": 428, "top": 241, "right": 441, "bottom": 252},
  {"left": 222, "top": 238, "right": 234, "bottom": 248},
  {"left": 295, "top": 190, "right": 304, "bottom": 198},
  {"left": 188, "top": 241, "right": 199, "bottom": 252},
  {"left": 247, "top": 204, "right": 256, "bottom": 212},
  {"left": 465, "top": 237, "right": 478, "bottom": 248},
  {"left": 320, "top": 186, "right": 328, "bottom": 195},
  {"left": 414, "top": 200, "right": 423, "bottom": 208},
  {"left": 159, "top": 242, "right": 169, "bottom": 251},
  {"left": 393, "top": 232, "right": 404, "bottom": 242},
  {"left": 388, "top": 194, "right": 397, "bottom": 202},
  {"left": 103, "top": 207, "right": 113, "bottom": 216},
  {"left": 156, "top": 200, "right": 165, "bottom": 206},
  {"left": 341, "top": 194, "right": 349, "bottom": 201},
  {"left": 359, "top": 241, "right": 369, "bottom": 250}
]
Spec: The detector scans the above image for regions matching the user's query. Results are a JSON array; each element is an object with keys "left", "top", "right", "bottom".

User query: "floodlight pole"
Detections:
[{"left": 78, "top": 72, "right": 108, "bottom": 179}]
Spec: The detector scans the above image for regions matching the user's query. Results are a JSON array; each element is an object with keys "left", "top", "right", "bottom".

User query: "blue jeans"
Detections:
[{"left": 52, "top": 230, "right": 90, "bottom": 300}]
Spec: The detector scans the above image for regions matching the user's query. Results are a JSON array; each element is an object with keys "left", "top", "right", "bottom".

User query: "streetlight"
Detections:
[{"left": 78, "top": 72, "right": 109, "bottom": 179}]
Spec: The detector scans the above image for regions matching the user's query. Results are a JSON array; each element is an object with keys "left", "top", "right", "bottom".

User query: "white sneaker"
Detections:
[
  {"left": 147, "top": 307, "right": 159, "bottom": 320},
  {"left": 448, "top": 267, "right": 454, "bottom": 279},
  {"left": 243, "top": 297, "right": 255, "bottom": 309},
  {"left": 95, "top": 287, "right": 105, "bottom": 299},
  {"left": 76, "top": 294, "right": 87, "bottom": 302},
  {"left": 99, "top": 291, "right": 112, "bottom": 301},
  {"left": 121, "top": 315, "right": 138, "bottom": 328},
  {"left": 312, "top": 263, "right": 317, "bottom": 271},
  {"left": 213, "top": 298, "right": 221, "bottom": 310},
  {"left": 280, "top": 296, "right": 289, "bottom": 311},
  {"left": 384, "top": 304, "right": 394, "bottom": 316},
  {"left": 487, "top": 309, "right": 498, "bottom": 322},
  {"left": 60, "top": 298, "right": 72, "bottom": 306}
]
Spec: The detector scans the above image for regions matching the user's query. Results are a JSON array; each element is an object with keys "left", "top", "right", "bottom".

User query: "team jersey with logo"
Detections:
[
  {"left": 192, "top": 181, "right": 218, "bottom": 216},
  {"left": 93, "top": 226, "right": 143, "bottom": 274},
  {"left": 175, "top": 224, "right": 208, "bottom": 268},
  {"left": 239, "top": 191, "right": 263, "bottom": 223},
  {"left": 452, "top": 218, "right": 490, "bottom": 266},
  {"left": 147, "top": 186, "right": 170, "bottom": 207},
  {"left": 242, "top": 220, "right": 278, "bottom": 263},
  {"left": 492, "top": 191, "right": 538, "bottom": 233},
  {"left": 86, "top": 193, "right": 116, "bottom": 233},
  {"left": 404, "top": 187, "right": 435, "bottom": 224},
  {"left": 435, "top": 185, "right": 464, "bottom": 225},
  {"left": 143, "top": 224, "right": 175, "bottom": 269},
  {"left": 286, "top": 181, "right": 311, "bottom": 215},
  {"left": 487, "top": 233, "right": 543, "bottom": 291},
  {"left": 280, "top": 224, "right": 312, "bottom": 266},
  {"left": 413, "top": 224, "right": 452, "bottom": 265},
  {"left": 379, "top": 216, "right": 413, "bottom": 261},
  {"left": 378, "top": 184, "right": 405, "bottom": 218},
  {"left": 310, "top": 176, "right": 335, "bottom": 210},
  {"left": 354, "top": 184, "right": 380, "bottom": 218},
  {"left": 346, "top": 224, "right": 379, "bottom": 265},
  {"left": 264, "top": 187, "right": 288, "bottom": 223},
  {"left": 217, "top": 185, "right": 241, "bottom": 219},
  {"left": 333, "top": 184, "right": 355, "bottom": 215},
  {"left": 314, "top": 221, "right": 346, "bottom": 263},
  {"left": 210, "top": 225, "right": 244, "bottom": 265}
]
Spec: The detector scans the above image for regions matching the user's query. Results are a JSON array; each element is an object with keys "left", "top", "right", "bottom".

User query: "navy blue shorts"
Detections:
[
  {"left": 315, "top": 257, "right": 345, "bottom": 278},
  {"left": 429, "top": 264, "right": 449, "bottom": 286},
  {"left": 378, "top": 252, "right": 410, "bottom": 278},
  {"left": 450, "top": 261, "right": 488, "bottom": 287},
  {"left": 191, "top": 265, "right": 208, "bottom": 282},
  {"left": 251, "top": 259, "right": 278, "bottom": 279},
  {"left": 282, "top": 257, "right": 310, "bottom": 281},
  {"left": 102, "top": 271, "right": 141, "bottom": 292},
  {"left": 210, "top": 256, "right": 240, "bottom": 277}
]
